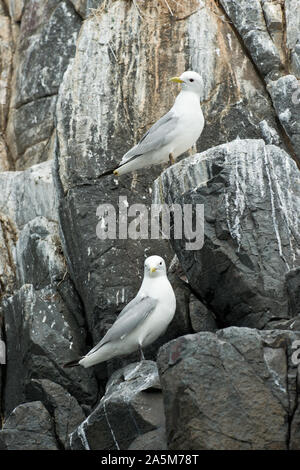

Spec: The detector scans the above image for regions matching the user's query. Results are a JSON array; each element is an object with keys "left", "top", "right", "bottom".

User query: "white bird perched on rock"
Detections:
[
  {"left": 100, "top": 71, "right": 205, "bottom": 177},
  {"left": 64, "top": 256, "right": 176, "bottom": 368}
]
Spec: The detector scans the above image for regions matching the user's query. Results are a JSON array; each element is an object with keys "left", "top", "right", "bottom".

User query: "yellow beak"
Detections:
[
  {"left": 150, "top": 267, "right": 156, "bottom": 273},
  {"left": 170, "top": 76, "right": 184, "bottom": 84}
]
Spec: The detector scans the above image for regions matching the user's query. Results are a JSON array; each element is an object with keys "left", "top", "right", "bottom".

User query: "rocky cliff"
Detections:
[{"left": 0, "top": 0, "right": 299, "bottom": 450}]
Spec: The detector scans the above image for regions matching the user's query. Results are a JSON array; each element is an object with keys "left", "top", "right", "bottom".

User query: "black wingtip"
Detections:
[
  {"left": 98, "top": 168, "right": 118, "bottom": 178},
  {"left": 63, "top": 359, "right": 81, "bottom": 368}
]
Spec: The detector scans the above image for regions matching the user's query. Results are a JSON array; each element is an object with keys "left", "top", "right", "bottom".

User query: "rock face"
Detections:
[
  {"left": 70, "top": 361, "right": 166, "bottom": 450},
  {"left": 153, "top": 139, "right": 300, "bottom": 328},
  {"left": 285, "top": 0, "right": 300, "bottom": 78},
  {"left": 6, "top": 0, "right": 82, "bottom": 169},
  {"left": 218, "top": 0, "right": 300, "bottom": 165},
  {"left": 268, "top": 75, "right": 300, "bottom": 161},
  {"left": 0, "top": 1, "right": 13, "bottom": 172},
  {"left": 0, "top": 158, "right": 98, "bottom": 447},
  {"left": 52, "top": 0, "right": 296, "bottom": 376},
  {"left": 0, "top": 401, "right": 58, "bottom": 450},
  {"left": 0, "top": 161, "right": 57, "bottom": 229},
  {"left": 219, "top": 0, "right": 283, "bottom": 80},
  {"left": 0, "top": 0, "right": 299, "bottom": 452},
  {"left": 26, "top": 379, "right": 86, "bottom": 449},
  {"left": 158, "top": 327, "right": 300, "bottom": 450}
]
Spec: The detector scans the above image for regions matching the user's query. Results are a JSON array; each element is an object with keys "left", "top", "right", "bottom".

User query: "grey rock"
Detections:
[
  {"left": 157, "top": 327, "right": 300, "bottom": 450},
  {"left": 6, "top": 0, "right": 81, "bottom": 168},
  {"left": 259, "top": 120, "right": 281, "bottom": 145},
  {"left": 262, "top": 1, "right": 283, "bottom": 34},
  {"left": 189, "top": 294, "right": 218, "bottom": 333},
  {"left": 268, "top": 75, "right": 300, "bottom": 164},
  {"left": 7, "top": 96, "right": 57, "bottom": 169},
  {"left": 15, "top": 216, "right": 65, "bottom": 289},
  {"left": 153, "top": 139, "right": 300, "bottom": 328},
  {"left": 285, "top": 0, "right": 300, "bottom": 77},
  {"left": 187, "top": 2, "right": 284, "bottom": 154},
  {"left": 16, "top": 1, "right": 81, "bottom": 106},
  {"left": 286, "top": 267, "right": 300, "bottom": 316},
  {"left": 3, "top": 284, "right": 97, "bottom": 416},
  {"left": 26, "top": 379, "right": 86, "bottom": 449},
  {"left": 128, "top": 427, "right": 167, "bottom": 451},
  {"left": 220, "top": 0, "right": 282, "bottom": 78},
  {"left": 70, "top": 361, "right": 165, "bottom": 450},
  {"left": 0, "top": 401, "right": 58, "bottom": 450},
  {"left": 0, "top": 161, "right": 57, "bottom": 230},
  {"left": 243, "top": 29, "right": 282, "bottom": 79}
]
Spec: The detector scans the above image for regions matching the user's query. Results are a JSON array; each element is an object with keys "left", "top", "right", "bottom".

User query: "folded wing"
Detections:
[
  {"left": 86, "top": 296, "right": 158, "bottom": 356},
  {"left": 120, "top": 110, "right": 179, "bottom": 165}
]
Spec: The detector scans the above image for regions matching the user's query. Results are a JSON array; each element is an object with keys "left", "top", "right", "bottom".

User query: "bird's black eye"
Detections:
[
  {"left": 189, "top": 79, "right": 194, "bottom": 82},
  {"left": 160, "top": 261, "right": 162, "bottom": 265}
]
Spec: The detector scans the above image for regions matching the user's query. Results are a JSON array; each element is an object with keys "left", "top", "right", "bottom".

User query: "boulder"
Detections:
[
  {"left": 158, "top": 327, "right": 300, "bottom": 450},
  {"left": 153, "top": 139, "right": 300, "bottom": 328},
  {"left": 26, "top": 379, "right": 86, "bottom": 449},
  {"left": 70, "top": 361, "right": 166, "bottom": 450},
  {"left": 0, "top": 401, "right": 58, "bottom": 450}
]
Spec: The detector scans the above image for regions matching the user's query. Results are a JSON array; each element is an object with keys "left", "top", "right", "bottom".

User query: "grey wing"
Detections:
[
  {"left": 120, "top": 110, "right": 179, "bottom": 164},
  {"left": 86, "top": 296, "right": 158, "bottom": 356}
]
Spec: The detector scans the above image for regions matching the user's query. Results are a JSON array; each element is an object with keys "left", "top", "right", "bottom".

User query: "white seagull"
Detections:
[
  {"left": 100, "top": 71, "right": 205, "bottom": 177},
  {"left": 64, "top": 256, "right": 176, "bottom": 368}
]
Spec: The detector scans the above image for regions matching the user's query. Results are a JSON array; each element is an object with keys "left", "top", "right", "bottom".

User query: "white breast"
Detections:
[
  {"left": 170, "top": 91, "right": 204, "bottom": 158},
  {"left": 136, "top": 276, "right": 176, "bottom": 347}
]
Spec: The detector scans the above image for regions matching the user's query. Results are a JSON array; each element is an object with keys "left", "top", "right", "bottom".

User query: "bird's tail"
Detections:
[{"left": 63, "top": 358, "right": 82, "bottom": 368}]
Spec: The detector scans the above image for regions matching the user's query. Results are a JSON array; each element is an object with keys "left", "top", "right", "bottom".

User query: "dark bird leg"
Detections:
[
  {"left": 139, "top": 345, "right": 145, "bottom": 362},
  {"left": 169, "top": 153, "right": 175, "bottom": 166}
]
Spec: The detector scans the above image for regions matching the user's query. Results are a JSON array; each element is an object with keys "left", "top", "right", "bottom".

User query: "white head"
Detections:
[
  {"left": 170, "top": 71, "right": 203, "bottom": 98},
  {"left": 144, "top": 255, "right": 167, "bottom": 278}
]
